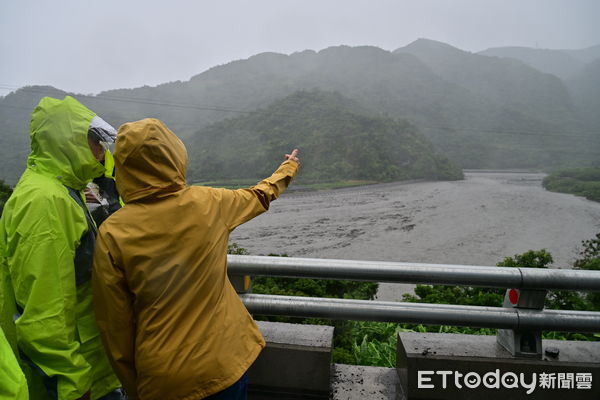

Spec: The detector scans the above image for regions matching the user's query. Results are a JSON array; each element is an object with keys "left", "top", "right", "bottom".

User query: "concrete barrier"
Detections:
[
  {"left": 331, "top": 364, "right": 404, "bottom": 400},
  {"left": 248, "top": 321, "right": 334, "bottom": 399},
  {"left": 397, "top": 332, "right": 600, "bottom": 400}
]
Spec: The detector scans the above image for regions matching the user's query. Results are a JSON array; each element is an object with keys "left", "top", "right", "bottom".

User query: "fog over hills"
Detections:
[
  {"left": 479, "top": 44, "right": 600, "bottom": 80},
  {"left": 478, "top": 43, "right": 600, "bottom": 135},
  {"left": 567, "top": 58, "right": 600, "bottom": 128},
  {"left": 1, "top": 39, "right": 598, "bottom": 185},
  {"left": 395, "top": 39, "right": 576, "bottom": 127}
]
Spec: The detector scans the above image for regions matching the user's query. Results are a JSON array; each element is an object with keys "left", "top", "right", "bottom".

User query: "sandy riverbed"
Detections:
[{"left": 230, "top": 172, "right": 600, "bottom": 301}]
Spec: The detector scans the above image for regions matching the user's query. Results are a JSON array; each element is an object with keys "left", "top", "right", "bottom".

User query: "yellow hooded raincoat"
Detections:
[{"left": 92, "top": 118, "right": 298, "bottom": 400}]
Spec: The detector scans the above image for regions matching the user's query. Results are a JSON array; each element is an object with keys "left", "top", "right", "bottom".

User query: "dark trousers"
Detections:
[
  {"left": 205, "top": 373, "right": 248, "bottom": 400},
  {"left": 98, "top": 389, "right": 127, "bottom": 400}
]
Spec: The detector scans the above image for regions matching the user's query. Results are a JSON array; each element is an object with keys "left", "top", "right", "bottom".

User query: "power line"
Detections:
[
  {"left": 1, "top": 84, "right": 599, "bottom": 142},
  {"left": 0, "top": 84, "right": 263, "bottom": 115}
]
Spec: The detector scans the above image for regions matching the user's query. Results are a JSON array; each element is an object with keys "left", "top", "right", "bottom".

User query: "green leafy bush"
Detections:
[
  {"left": 543, "top": 168, "right": 600, "bottom": 202},
  {"left": 351, "top": 322, "right": 399, "bottom": 367},
  {"left": 403, "top": 247, "right": 599, "bottom": 340},
  {"left": 228, "top": 245, "right": 381, "bottom": 364}
]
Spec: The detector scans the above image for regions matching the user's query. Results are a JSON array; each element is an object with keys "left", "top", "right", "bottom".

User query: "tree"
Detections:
[{"left": 572, "top": 233, "right": 600, "bottom": 311}]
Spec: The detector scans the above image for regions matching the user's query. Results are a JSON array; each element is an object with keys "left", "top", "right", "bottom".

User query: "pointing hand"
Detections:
[{"left": 285, "top": 149, "right": 300, "bottom": 165}]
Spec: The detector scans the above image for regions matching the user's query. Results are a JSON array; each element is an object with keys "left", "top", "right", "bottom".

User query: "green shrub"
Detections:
[{"left": 543, "top": 168, "right": 600, "bottom": 202}]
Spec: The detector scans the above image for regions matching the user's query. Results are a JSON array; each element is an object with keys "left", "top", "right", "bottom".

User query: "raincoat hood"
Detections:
[
  {"left": 114, "top": 118, "right": 188, "bottom": 203},
  {"left": 28, "top": 96, "right": 105, "bottom": 190}
]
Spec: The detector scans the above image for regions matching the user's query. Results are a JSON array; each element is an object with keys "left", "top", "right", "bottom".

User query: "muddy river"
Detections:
[{"left": 230, "top": 172, "right": 600, "bottom": 301}]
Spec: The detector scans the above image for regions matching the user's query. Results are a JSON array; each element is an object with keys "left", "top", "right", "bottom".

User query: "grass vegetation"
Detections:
[{"left": 542, "top": 167, "right": 600, "bottom": 202}]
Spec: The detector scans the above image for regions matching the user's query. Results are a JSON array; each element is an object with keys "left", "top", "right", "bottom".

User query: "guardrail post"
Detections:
[
  {"left": 229, "top": 273, "right": 252, "bottom": 294},
  {"left": 496, "top": 288, "right": 546, "bottom": 358}
]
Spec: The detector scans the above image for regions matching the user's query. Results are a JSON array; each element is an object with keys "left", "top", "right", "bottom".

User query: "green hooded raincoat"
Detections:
[
  {"left": 0, "top": 326, "right": 28, "bottom": 399},
  {"left": 0, "top": 96, "right": 120, "bottom": 400}
]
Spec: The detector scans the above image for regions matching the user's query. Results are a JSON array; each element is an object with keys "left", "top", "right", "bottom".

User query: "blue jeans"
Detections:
[{"left": 205, "top": 373, "right": 248, "bottom": 400}]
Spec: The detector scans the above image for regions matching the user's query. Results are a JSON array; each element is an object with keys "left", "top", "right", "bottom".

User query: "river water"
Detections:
[{"left": 230, "top": 172, "right": 600, "bottom": 301}]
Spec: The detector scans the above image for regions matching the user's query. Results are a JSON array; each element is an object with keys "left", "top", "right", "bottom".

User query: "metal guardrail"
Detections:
[
  {"left": 228, "top": 255, "right": 600, "bottom": 332},
  {"left": 239, "top": 294, "right": 600, "bottom": 332},
  {"left": 228, "top": 255, "right": 600, "bottom": 291}
]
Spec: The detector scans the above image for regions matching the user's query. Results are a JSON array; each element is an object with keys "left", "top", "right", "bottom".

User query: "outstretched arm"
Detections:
[{"left": 219, "top": 149, "right": 300, "bottom": 230}]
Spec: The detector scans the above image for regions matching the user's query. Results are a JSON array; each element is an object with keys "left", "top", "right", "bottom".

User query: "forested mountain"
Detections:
[
  {"left": 478, "top": 43, "right": 600, "bottom": 134},
  {"left": 567, "top": 59, "right": 600, "bottom": 129},
  {"left": 187, "top": 90, "right": 463, "bottom": 183},
  {"left": 477, "top": 43, "right": 600, "bottom": 103},
  {"left": 479, "top": 44, "right": 600, "bottom": 80},
  {"left": 395, "top": 39, "right": 576, "bottom": 127},
  {"left": 0, "top": 40, "right": 597, "bottom": 185}
]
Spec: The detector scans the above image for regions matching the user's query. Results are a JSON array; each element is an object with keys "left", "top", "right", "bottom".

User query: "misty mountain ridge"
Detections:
[
  {"left": 478, "top": 42, "right": 600, "bottom": 136},
  {"left": 0, "top": 38, "right": 598, "bottom": 185},
  {"left": 187, "top": 89, "right": 463, "bottom": 183},
  {"left": 479, "top": 44, "right": 600, "bottom": 80},
  {"left": 394, "top": 39, "right": 576, "bottom": 127}
]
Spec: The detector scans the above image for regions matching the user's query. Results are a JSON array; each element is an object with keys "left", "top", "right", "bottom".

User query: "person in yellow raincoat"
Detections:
[
  {"left": 0, "top": 96, "right": 123, "bottom": 400},
  {"left": 92, "top": 118, "right": 300, "bottom": 399}
]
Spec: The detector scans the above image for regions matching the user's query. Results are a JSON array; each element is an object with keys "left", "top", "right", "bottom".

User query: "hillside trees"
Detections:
[
  {"left": 188, "top": 90, "right": 463, "bottom": 183},
  {"left": 542, "top": 167, "right": 600, "bottom": 202},
  {"left": 2, "top": 41, "right": 596, "bottom": 184}
]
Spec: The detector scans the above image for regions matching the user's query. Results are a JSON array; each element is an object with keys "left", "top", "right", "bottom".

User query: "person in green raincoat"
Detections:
[
  {"left": 0, "top": 96, "right": 123, "bottom": 400},
  {"left": 0, "top": 326, "right": 28, "bottom": 399}
]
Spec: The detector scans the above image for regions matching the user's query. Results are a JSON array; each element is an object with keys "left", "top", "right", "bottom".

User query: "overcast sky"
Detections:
[{"left": 1, "top": 0, "right": 599, "bottom": 96}]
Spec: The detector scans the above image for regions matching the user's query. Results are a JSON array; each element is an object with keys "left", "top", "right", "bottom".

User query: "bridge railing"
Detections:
[{"left": 227, "top": 255, "right": 600, "bottom": 333}]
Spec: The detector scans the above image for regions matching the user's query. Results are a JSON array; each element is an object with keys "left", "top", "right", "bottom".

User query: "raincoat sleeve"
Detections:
[
  {"left": 92, "top": 234, "right": 138, "bottom": 399},
  {"left": 0, "top": 327, "right": 28, "bottom": 400},
  {"left": 11, "top": 194, "right": 93, "bottom": 400},
  {"left": 219, "top": 160, "right": 299, "bottom": 230},
  {"left": 0, "top": 254, "right": 28, "bottom": 400}
]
